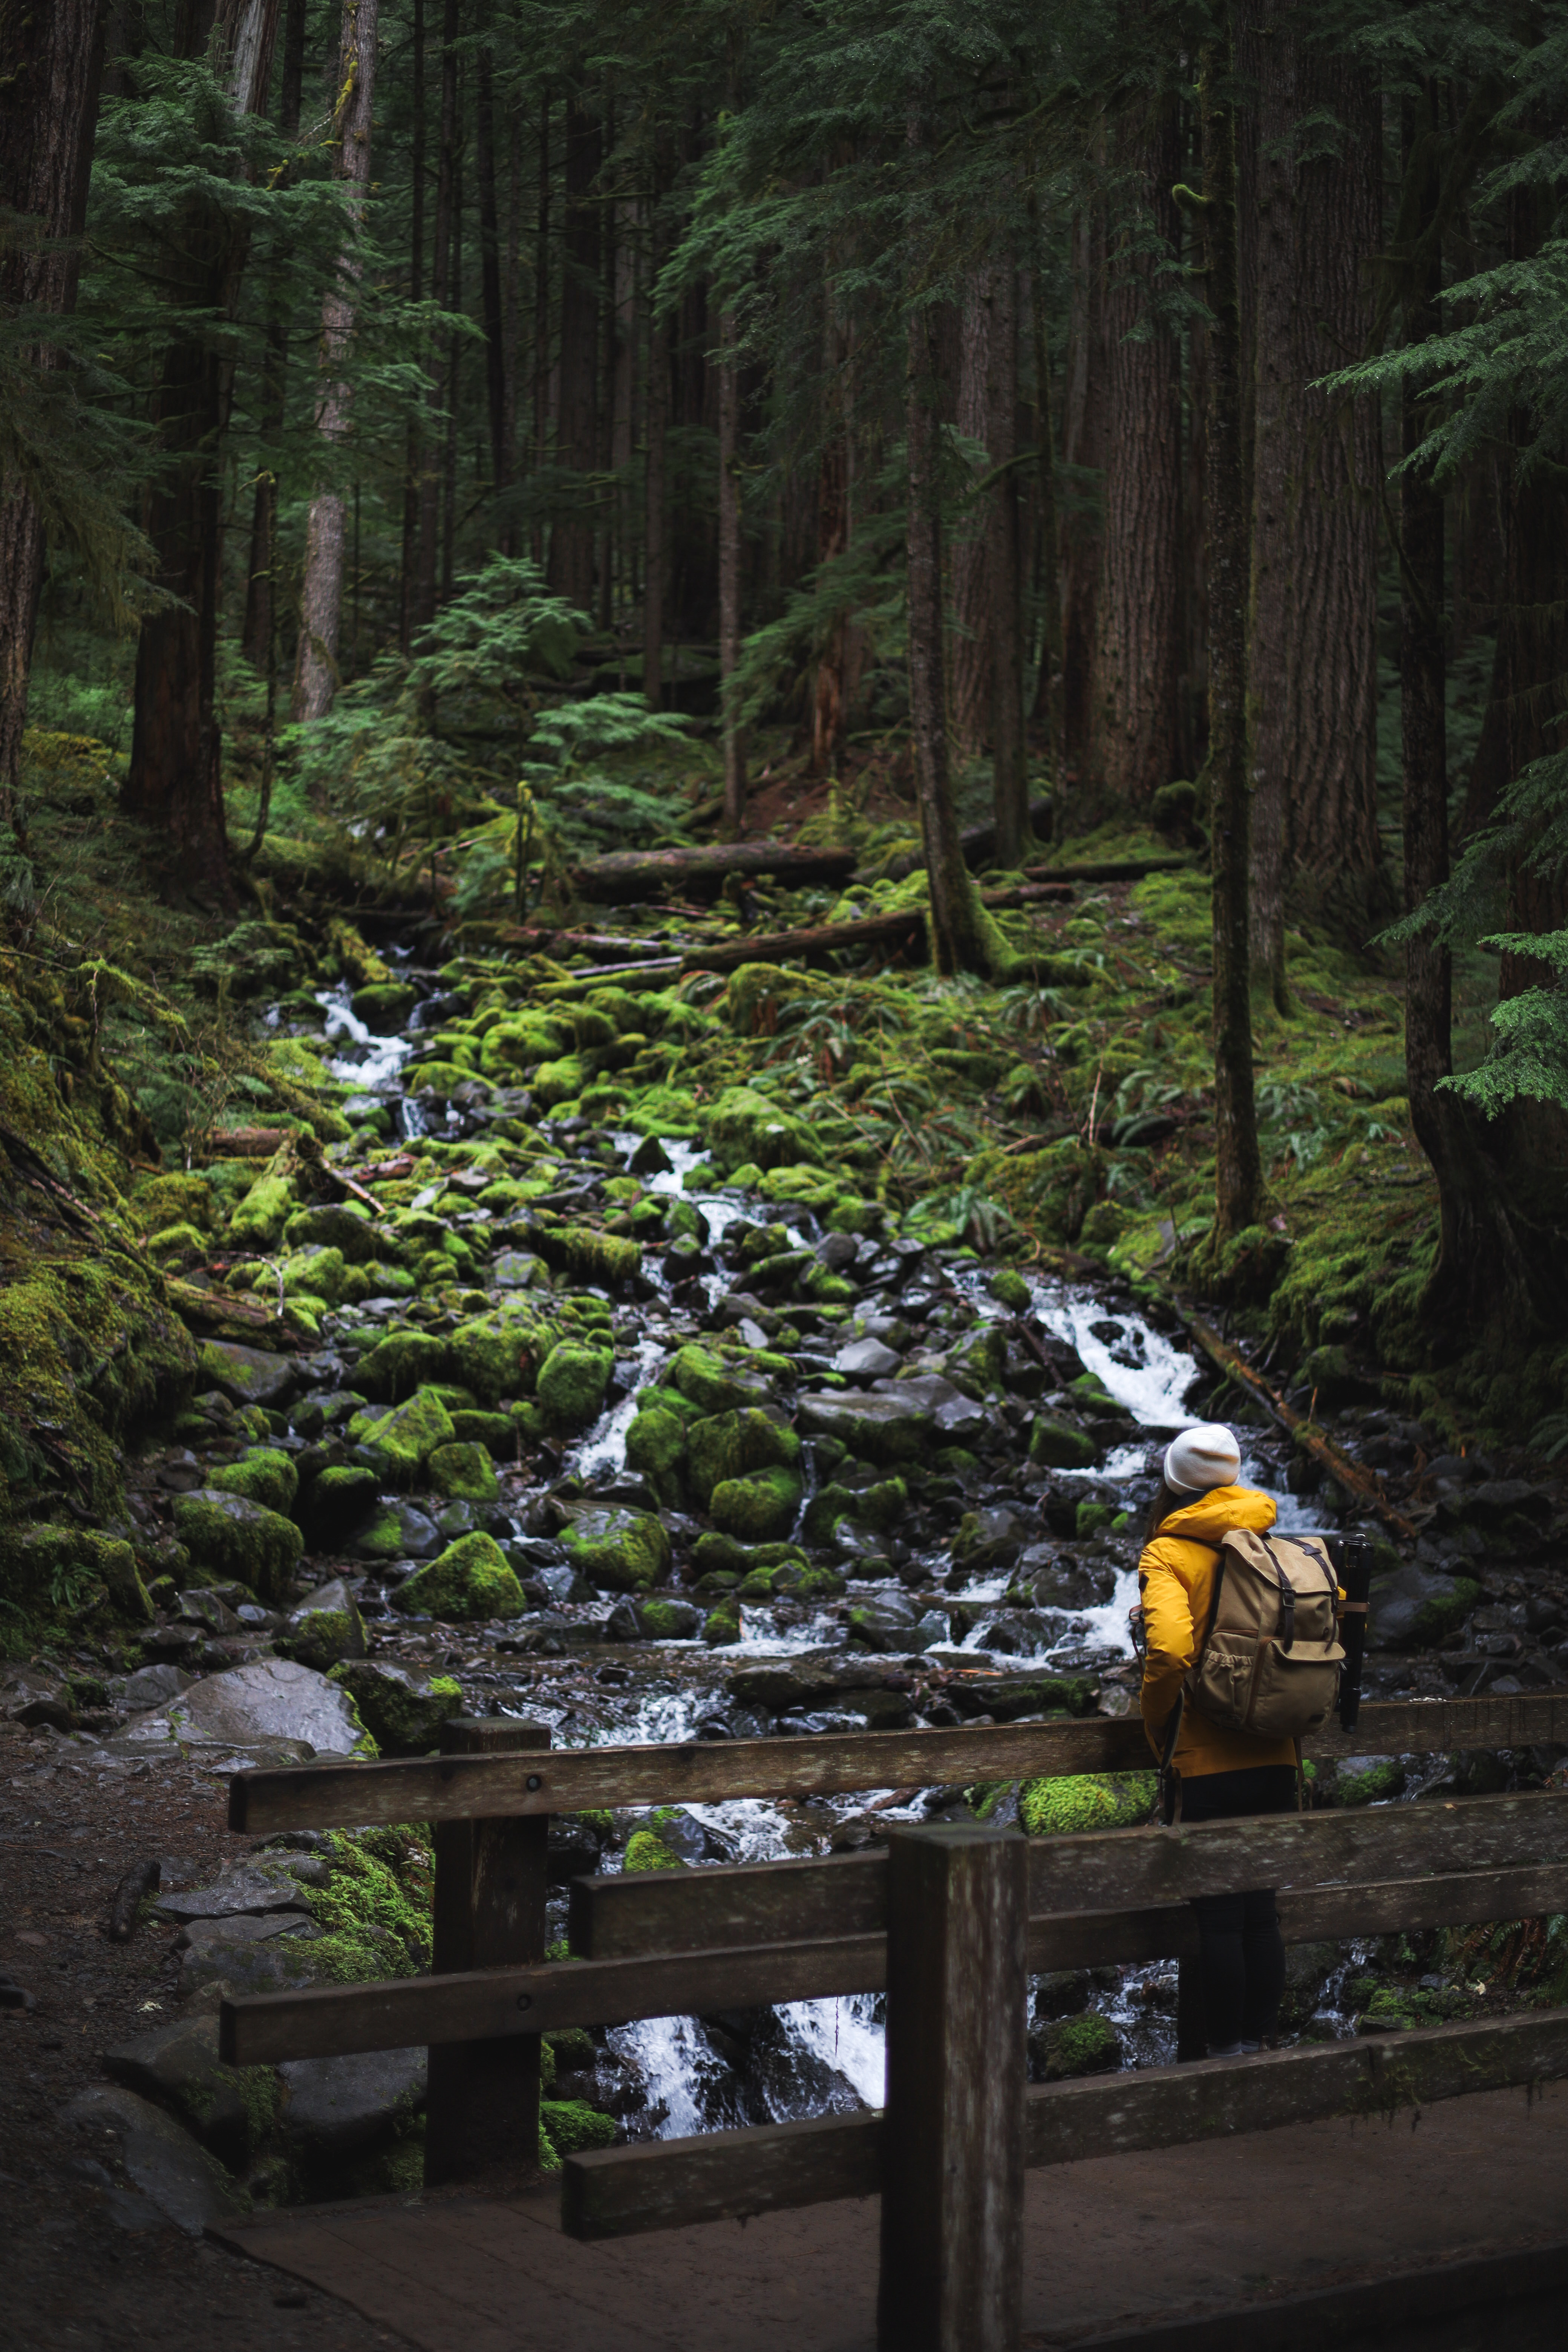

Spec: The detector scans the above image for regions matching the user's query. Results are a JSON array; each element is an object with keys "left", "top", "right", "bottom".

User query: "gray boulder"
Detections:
[
  {"left": 61, "top": 2084, "right": 249, "bottom": 2234},
  {"left": 120, "top": 1663, "right": 194, "bottom": 1712},
  {"left": 126, "top": 1658, "right": 370, "bottom": 1756},
  {"left": 104, "top": 2011, "right": 280, "bottom": 2170},
  {"left": 195, "top": 1340, "right": 297, "bottom": 1409},
  {"left": 278, "top": 2047, "right": 427, "bottom": 2160}
]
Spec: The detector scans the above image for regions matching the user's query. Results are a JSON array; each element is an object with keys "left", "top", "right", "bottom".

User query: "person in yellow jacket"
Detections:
[{"left": 1138, "top": 1424, "right": 1294, "bottom": 2062}]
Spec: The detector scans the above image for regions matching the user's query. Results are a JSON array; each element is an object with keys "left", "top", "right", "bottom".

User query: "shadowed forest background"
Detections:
[{"left": 3, "top": 0, "right": 1568, "bottom": 1442}]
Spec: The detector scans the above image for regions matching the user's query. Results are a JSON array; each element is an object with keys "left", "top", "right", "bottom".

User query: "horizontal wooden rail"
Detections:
[
  {"left": 572, "top": 1792, "right": 1568, "bottom": 1958},
  {"left": 560, "top": 2007, "right": 1568, "bottom": 2239},
  {"left": 227, "top": 1693, "right": 1568, "bottom": 1835},
  {"left": 221, "top": 1811, "right": 1568, "bottom": 2067}
]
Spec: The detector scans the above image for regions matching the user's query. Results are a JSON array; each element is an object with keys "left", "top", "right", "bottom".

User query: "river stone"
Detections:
[
  {"left": 351, "top": 1499, "right": 442, "bottom": 1561},
  {"left": 62, "top": 2084, "right": 249, "bottom": 2234},
  {"left": 278, "top": 2047, "right": 427, "bottom": 2159},
  {"left": 121, "top": 1663, "right": 194, "bottom": 1711},
  {"left": 153, "top": 1862, "right": 314, "bottom": 1923},
  {"left": 277, "top": 1577, "right": 367, "bottom": 1670},
  {"left": 795, "top": 1375, "right": 986, "bottom": 1463},
  {"left": 491, "top": 1249, "right": 547, "bottom": 1289},
  {"left": 558, "top": 1505, "right": 671, "bottom": 1592},
  {"left": 177, "top": 1909, "right": 316, "bottom": 1946},
  {"left": 177, "top": 1586, "right": 244, "bottom": 1635},
  {"left": 178, "top": 1931, "right": 328, "bottom": 2000},
  {"left": 394, "top": 1532, "right": 526, "bottom": 1621},
  {"left": 327, "top": 1659, "right": 462, "bottom": 1756},
  {"left": 104, "top": 2012, "right": 278, "bottom": 2170},
  {"left": 833, "top": 1337, "right": 902, "bottom": 1383},
  {"left": 171, "top": 1490, "right": 303, "bottom": 1602},
  {"left": 129, "top": 1659, "right": 370, "bottom": 1755},
  {"left": 196, "top": 1340, "right": 297, "bottom": 1409},
  {"left": 1369, "top": 1562, "right": 1482, "bottom": 1649},
  {"left": 347, "top": 1385, "right": 456, "bottom": 1487},
  {"left": 1029, "top": 1414, "right": 1098, "bottom": 1470},
  {"left": 283, "top": 1201, "right": 380, "bottom": 1262}
]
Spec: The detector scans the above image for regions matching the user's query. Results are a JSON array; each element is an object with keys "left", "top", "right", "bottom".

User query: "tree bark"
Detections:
[
  {"left": 1027, "top": 197, "right": 1064, "bottom": 788},
  {"left": 413, "top": 0, "right": 459, "bottom": 635},
  {"left": 531, "top": 87, "right": 551, "bottom": 571},
  {"left": 812, "top": 275, "right": 856, "bottom": 777},
  {"left": 475, "top": 31, "right": 509, "bottom": 509},
  {"left": 951, "top": 260, "right": 995, "bottom": 761},
  {"left": 124, "top": 0, "right": 280, "bottom": 906},
  {"left": 0, "top": 0, "right": 107, "bottom": 863},
  {"left": 241, "top": 0, "right": 307, "bottom": 674},
  {"left": 397, "top": 0, "right": 426, "bottom": 650},
  {"left": 643, "top": 245, "right": 669, "bottom": 712},
  {"left": 1194, "top": 24, "right": 1263, "bottom": 1241},
  {"left": 291, "top": 0, "right": 379, "bottom": 723},
  {"left": 718, "top": 308, "right": 747, "bottom": 827},
  {"left": 440, "top": 127, "right": 463, "bottom": 603},
  {"left": 550, "top": 89, "right": 602, "bottom": 613},
  {"left": 989, "top": 247, "right": 1027, "bottom": 865},
  {"left": 1090, "top": 87, "right": 1182, "bottom": 808},
  {"left": 1059, "top": 201, "right": 1107, "bottom": 789},
  {"left": 1247, "top": 5, "right": 1383, "bottom": 997}
]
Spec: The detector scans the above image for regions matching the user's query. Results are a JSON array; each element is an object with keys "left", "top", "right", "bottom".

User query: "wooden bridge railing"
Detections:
[{"left": 219, "top": 1694, "right": 1568, "bottom": 2352}]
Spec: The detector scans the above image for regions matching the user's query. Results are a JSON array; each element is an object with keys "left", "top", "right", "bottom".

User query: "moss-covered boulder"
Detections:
[
  {"left": 351, "top": 1498, "right": 442, "bottom": 1563},
  {"left": 300, "top": 1464, "right": 380, "bottom": 1544},
  {"left": 625, "top": 1391, "right": 699, "bottom": 1507},
  {"left": 350, "top": 982, "right": 417, "bottom": 1032},
  {"left": 448, "top": 1306, "right": 558, "bottom": 1405},
  {"left": 706, "top": 1084, "right": 822, "bottom": 1171},
  {"left": 196, "top": 1338, "right": 296, "bottom": 1409},
  {"left": 1029, "top": 1415, "right": 1098, "bottom": 1470},
  {"left": 530, "top": 1223, "right": 642, "bottom": 1289},
  {"left": 427, "top": 1441, "right": 499, "bottom": 1502},
  {"left": 210, "top": 1448, "right": 299, "bottom": 1517},
  {"left": 283, "top": 1200, "right": 380, "bottom": 1261},
  {"left": 1, "top": 1523, "right": 152, "bottom": 1621},
  {"left": 350, "top": 1328, "right": 453, "bottom": 1403},
  {"left": 669, "top": 1343, "right": 776, "bottom": 1416},
  {"left": 172, "top": 1490, "right": 304, "bottom": 1602},
  {"left": 539, "top": 2099, "right": 618, "bottom": 2158},
  {"left": 532, "top": 1055, "right": 588, "bottom": 1106},
  {"left": 1334, "top": 1755, "right": 1408, "bottom": 1807},
  {"left": 1037, "top": 2013, "right": 1121, "bottom": 2081},
  {"left": 347, "top": 1387, "right": 456, "bottom": 1487},
  {"left": 276, "top": 1577, "right": 367, "bottom": 1670},
  {"left": 392, "top": 1533, "right": 525, "bottom": 1622},
  {"left": 1020, "top": 1772, "right": 1156, "bottom": 1837},
  {"left": 559, "top": 1505, "right": 671, "bottom": 1593},
  {"left": 449, "top": 1409, "right": 518, "bottom": 1458},
  {"left": 329, "top": 1660, "right": 464, "bottom": 1755},
  {"left": 1368, "top": 1563, "right": 1482, "bottom": 1650},
  {"left": 536, "top": 1341, "right": 613, "bottom": 1431},
  {"left": 623, "top": 1828, "right": 686, "bottom": 1873},
  {"left": 686, "top": 1409, "right": 800, "bottom": 1512},
  {"left": 709, "top": 1465, "right": 802, "bottom": 1544},
  {"left": 989, "top": 1266, "right": 1032, "bottom": 1312},
  {"left": 229, "top": 1173, "right": 293, "bottom": 1248}
]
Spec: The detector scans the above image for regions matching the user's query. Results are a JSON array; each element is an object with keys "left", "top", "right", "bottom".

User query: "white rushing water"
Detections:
[
  {"left": 573, "top": 1337, "right": 668, "bottom": 1483},
  {"left": 315, "top": 982, "right": 415, "bottom": 1091}
]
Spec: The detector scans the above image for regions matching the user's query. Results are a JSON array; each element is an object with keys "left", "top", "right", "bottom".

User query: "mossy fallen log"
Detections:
[{"left": 569, "top": 842, "right": 857, "bottom": 903}]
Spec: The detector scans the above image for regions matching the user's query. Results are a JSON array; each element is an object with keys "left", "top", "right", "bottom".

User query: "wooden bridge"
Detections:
[{"left": 211, "top": 1693, "right": 1568, "bottom": 2350}]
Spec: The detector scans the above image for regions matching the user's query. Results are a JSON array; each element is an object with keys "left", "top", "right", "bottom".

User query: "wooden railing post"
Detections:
[
  {"left": 423, "top": 1716, "right": 551, "bottom": 2187},
  {"left": 878, "top": 1822, "right": 1027, "bottom": 2352}
]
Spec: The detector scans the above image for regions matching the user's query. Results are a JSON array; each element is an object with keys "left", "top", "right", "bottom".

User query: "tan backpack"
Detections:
[{"left": 1183, "top": 1526, "right": 1344, "bottom": 1741}]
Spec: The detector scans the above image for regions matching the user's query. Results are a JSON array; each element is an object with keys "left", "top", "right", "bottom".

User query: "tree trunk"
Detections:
[
  {"left": 291, "top": 0, "right": 379, "bottom": 723},
  {"left": 989, "top": 245, "right": 1027, "bottom": 865},
  {"left": 1195, "top": 23, "right": 1263, "bottom": 1241},
  {"left": 241, "top": 0, "right": 307, "bottom": 674},
  {"left": 1090, "top": 87, "right": 1182, "bottom": 808},
  {"left": 643, "top": 250, "right": 669, "bottom": 712},
  {"left": 811, "top": 288, "right": 855, "bottom": 776},
  {"left": 475, "top": 31, "right": 508, "bottom": 508},
  {"left": 1059, "top": 201, "right": 1107, "bottom": 789},
  {"left": 531, "top": 87, "right": 551, "bottom": 571},
  {"left": 124, "top": 0, "right": 280, "bottom": 906},
  {"left": 1248, "top": 5, "right": 1383, "bottom": 997},
  {"left": 550, "top": 89, "right": 602, "bottom": 613},
  {"left": 397, "top": 0, "right": 426, "bottom": 649},
  {"left": 441, "top": 130, "right": 463, "bottom": 602},
  {"left": 951, "top": 260, "right": 995, "bottom": 761},
  {"left": 1027, "top": 196, "right": 1064, "bottom": 788},
  {"left": 0, "top": 0, "right": 106, "bottom": 865},
  {"left": 718, "top": 309, "right": 746, "bottom": 828},
  {"left": 413, "top": 0, "right": 459, "bottom": 635}
]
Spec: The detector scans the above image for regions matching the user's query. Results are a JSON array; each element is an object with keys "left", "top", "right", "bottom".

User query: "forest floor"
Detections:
[{"left": 3, "top": 720, "right": 1567, "bottom": 2347}]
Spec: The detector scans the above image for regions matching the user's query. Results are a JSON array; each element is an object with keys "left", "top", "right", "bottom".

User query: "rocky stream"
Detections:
[{"left": 7, "top": 932, "right": 1568, "bottom": 2234}]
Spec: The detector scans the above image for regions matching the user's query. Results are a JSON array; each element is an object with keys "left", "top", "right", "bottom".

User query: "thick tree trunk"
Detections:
[
  {"left": 475, "top": 32, "right": 508, "bottom": 507},
  {"left": 0, "top": 0, "right": 106, "bottom": 862},
  {"left": 550, "top": 90, "right": 602, "bottom": 613},
  {"left": 124, "top": 0, "right": 280, "bottom": 905},
  {"left": 1090, "top": 90, "right": 1182, "bottom": 807},
  {"left": 989, "top": 248, "right": 1027, "bottom": 865},
  {"left": 717, "top": 310, "right": 746, "bottom": 827},
  {"left": 1060, "top": 202, "right": 1107, "bottom": 789},
  {"left": 441, "top": 134, "right": 463, "bottom": 602},
  {"left": 531, "top": 89, "right": 551, "bottom": 571},
  {"left": 1195, "top": 25, "right": 1263, "bottom": 1241},
  {"left": 1248, "top": 5, "right": 1383, "bottom": 995},
  {"left": 810, "top": 284, "right": 856, "bottom": 776},
  {"left": 291, "top": 0, "right": 379, "bottom": 723},
  {"left": 951, "top": 262, "right": 995, "bottom": 760},
  {"left": 643, "top": 201, "right": 669, "bottom": 714},
  {"left": 240, "top": 0, "right": 306, "bottom": 674},
  {"left": 413, "top": 0, "right": 459, "bottom": 635},
  {"left": 397, "top": 0, "right": 426, "bottom": 650},
  {"left": 1027, "top": 197, "right": 1064, "bottom": 785}
]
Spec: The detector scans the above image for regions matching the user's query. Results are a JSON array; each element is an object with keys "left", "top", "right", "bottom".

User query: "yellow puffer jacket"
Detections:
[{"left": 1138, "top": 1484, "right": 1298, "bottom": 1779}]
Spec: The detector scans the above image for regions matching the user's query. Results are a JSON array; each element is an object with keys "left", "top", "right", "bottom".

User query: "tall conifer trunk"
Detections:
[
  {"left": 550, "top": 89, "right": 602, "bottom": 612},
  {"left": 989, "top": 246, "right": 1027, "bottom": 864},
  {"left": 241, "top": 0, "right": 305, "bottom": 675},
  {"left": 717, "top": 308, "right": 746, "bottom": 827},
  {"left": 291, "top": 0, "right": 379, "bottom": 722},
  {"left": 397, "top": 0, "right": 426, "bottom": 649},
  {"left": 1059, "top": 201, "right": 1107, "bottom": 790},
  {"left": 0, "top": 0, "right": 107, "bottom": 865},
  {"left": 643, "top": 224, "right": 669, "bottom": 714},
  {"left": 124, "top": 0, "right": 280, "bottom": 903},
  {"left": 951, "top": 259, "right": 995, "bottom": 760},
  {"left": 413, "top": 0, "right": 459, "bottom": 634},
  {"left": 1193, "top": 23, "right": 1263, "bottom": 1242},
  {"left": 475, "top": 29, "right": 508, "bottom": 513}
]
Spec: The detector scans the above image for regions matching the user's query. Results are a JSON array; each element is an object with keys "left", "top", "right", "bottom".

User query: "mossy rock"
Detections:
[
  {"left": 1020, "top": 1772, "right": 1156, "bottom": 1837},
  {"left": 623, "top": 1829, "right": 685, "bottom": 1873},
  {"left": 300, "top": 1464, "right": 380, "bottom": 1544},
  {"left": 1038, "top": 2013, "right": 1121, "bottom": 2080},
  {"left": 145, "top": 1220, "right": 208, "bottom": 1259},
  {"left": 449, "top": 1409, "right": 518, "bottom": 1459},
  {"left": 329, "top": 1661, "right": 463, "bottom": 1755},
  {"left": 1075, "top": 1501, "right": 1116, "bottom": 1538},
  {"left": 536, "top": 1341, "right": 613, "bottom": 1431},
  {"left": 346, "top": 1386, "right": 457, "bottom": 1487},
  {"left": 283, "top": 1200, "right": 379, "bottom": 1261},
  {"left": 350, "top": 982, "right": 417, "bottom": 1032},
  {"left": 229, "top": 1173, "right": 293, "bottom": 1248},
  {"left": 709, "top": 1465, "right": 802, "bottom": 1543},
  {"left": 210, "top": 1448, "right": 299, "bottom": 1517},
  {"left": 687, "top": 1408, "right": 800, "bottom": 1511},
  {"left": 532, "top": 1055, "right": 588, "bottom": 1106},
  {"left": 449, "top": 1307, "right": 559, "bottom": 1405},
  {"left": 276, "top": 1577, "right": 367, "bottom": 1671},
  {"left": 346, "top": 1328, "right": 452, "bottom": 1402},
  {"left": 1029, "top": 1415, "right": 1098, "bottom": 1470},
  {"left": 133, "top": 1172, "right": 216, "bottom": 1234},
  {"left": 530, "top": 1222, "right": 642, "bottom": 1290},
  {"left": 1334, "top": 1755, "right": 1408, "bottom": 1807},
  {"left": 172, "top": 1490, "right": 303, "bottom": 1603},
  {"left": 540, "top": 2099, "right": 618, "bottom": 2158},
  {"left": 625, "top": 1395, "right": 697, "bottom": 1508},
  {"left": 669, "top": 1343, "right": 774, "bottom": 1416},
  {"left": 1, "top": 1524, "right": 152, "bottom": 1622},
  {"left": 427, "top": 1441, "right": 499, "bottom": 1502},
  {"left": 559, "top": 1506, "right": 671, "bottom": 1593},
  {"left": 392, "top": 1533, "right": 525, "bottom": 1622},
  {"left": 988, "top": 1266, "right": 1032, "bottom": 1312},
  {"left": 705, "top": 1084, "right": 822, "bottom": 1171}
]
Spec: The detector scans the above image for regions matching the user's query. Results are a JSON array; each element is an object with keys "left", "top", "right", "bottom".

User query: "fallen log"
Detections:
[
  {"left": 162, "top": 1276, "right": 313, "bottom": 1354},
  {"left": 194, "top": 1127, "right": 295, "bottom": 1160},
  {"left": 1187, "top": 1316, "right": 1416, "bottom": 1540},
  {"left": 1022, "top": 854, "right": 1198, "bottom": 884},
  {"left": 672, "top": 882, "right": 1074, "bottom": 977},
  {"left": 479, "top": 925, "right": 696, "bottom": 962},
  {"left": 570, "top": 842, "right": 857, "bottom": 903}
]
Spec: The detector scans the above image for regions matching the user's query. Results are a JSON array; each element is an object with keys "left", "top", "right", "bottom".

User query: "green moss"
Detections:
[
  {"left": 1336, "top": 1757, "right": 1408, "bottom": 1807},
  {"left": 229, "top": 1173, "right": 294, "bottom": 1248},
  {"left": 351, "top": 1328, "right": 453, "bottom": 1401},
  {"left": 331, "top": 1661, "right": 462, "bottom": 1756},
  {"left": 687, "top": 1408, "right": 800, "bottom": 1510},
  {"left": 709, "top": 1465, "right": 802, "bottom": 1543},
  {"left": 448, "top": 1409, "right": 518, "bottom": 1457},
  {"left": 540, "top": 2099, "right": 617, "bottom": 2157},
  {"left": 1039, "top": 2013, "right": 1121, "bottom": 2079},
  {"left": 623, "top": 1829, "right": 685, "bottom": 1873},
  {"left": 1029, "top": 1416, "right": 1098, "bottom": 1470},
  {"left": 426, "top": 1441, "right": 499, "bottom": 1502},
  {"left": 625, "top": 1395, "right": 697, "bottom": 1508},
  {"left": 536, "top": 1340, "right": 614, "bottom": 1430},
  {"left": 346, "top": 1386, "right": 457, "bottom": 1487},
  {"left": 304, "top": 1828, "right": 434, "bottom": 1980},
  {"left": 1020, "top": 1772, "right": 1156, "bottom": 1836},
  {"left": 210, "top": 1447, "right": 299, "bottom": 1516},
  {"left": 669, "top": 1343, "right": 772, "bottom": 1415},
  {"left": 705, "top": 1083, "right": 823, "bottom": 1171},
  {"left": 172, "top": 1490, "right": 303, "bottom": 1601},
  {"left": 394, "top": 1533, "right": 526, "bottom": 1621},
  {"left": 1, "top": 1523, "right": 152, "bottom": 1621},
  {"left": 559, "top": 1506, "right": 671, "bottom": 1593}
]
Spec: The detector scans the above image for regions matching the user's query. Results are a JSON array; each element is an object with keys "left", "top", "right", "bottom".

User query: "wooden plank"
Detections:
[
  {"left": 227, "top": 1695, "right": 1568, "bottom": 1835},
  {"left": 221, "top": 1932, "right": 890, "bottom": 2067},
  {"left": 569, "top": 1849, "right": 890, "bottom": 1960},
  {"left": 560, "top": 2008, "right": 1568, "bottom": 2240},
  {"left": 1025, "top": 2006, "right": 1568, "bottom": 2166},
  {"left": 879, "top": 1825, "right": 1026, "bottom": 2352},
  {"left": 424, "top": 1718, "right": 550, "bottom": 2188}
]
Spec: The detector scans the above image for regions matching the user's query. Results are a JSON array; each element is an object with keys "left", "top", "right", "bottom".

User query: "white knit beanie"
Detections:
[{"left": 1162, "top": 1423, "right": 1242, "bottom": 1494}]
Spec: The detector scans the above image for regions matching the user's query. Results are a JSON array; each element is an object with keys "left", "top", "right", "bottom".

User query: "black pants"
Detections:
[{"left": 1174, "top": 1764, "right": 1295, "bottom": 2060}]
